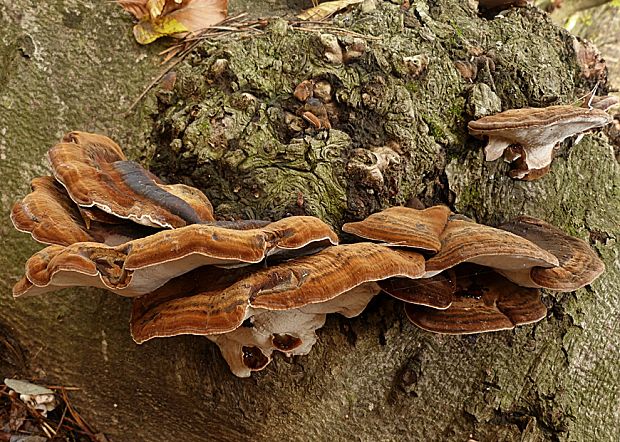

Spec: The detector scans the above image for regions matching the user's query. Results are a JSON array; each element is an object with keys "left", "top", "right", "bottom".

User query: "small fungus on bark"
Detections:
[{"left": 468, "top": 105, "right": 613, "bottom": 179}]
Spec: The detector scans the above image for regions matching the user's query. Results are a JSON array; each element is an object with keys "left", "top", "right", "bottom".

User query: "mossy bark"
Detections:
[{"left": 1, "top": 1, "right": 619, "bottom": 441}]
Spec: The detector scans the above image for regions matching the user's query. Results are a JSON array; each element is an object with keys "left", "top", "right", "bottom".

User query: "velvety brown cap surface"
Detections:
[
  {"left": 48, "top": 131, "right": 214, "bottom": 228},
  {"left": 500, "top": 216, "right": 605, "bottom": 291},
  {"left": 405, "top": 267, "right": 546, "bottom": 334},
  {"left": 342, "top": 206, "right": 451, "bottom": 252},
  {"left": 425, "top": 218, "right": 559, "bottom": 275},
  {"left": 248, "top": 242, "right": 426, "bottom": 310}
]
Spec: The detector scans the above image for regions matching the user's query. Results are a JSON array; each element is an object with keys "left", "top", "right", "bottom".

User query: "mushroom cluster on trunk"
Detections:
[{"left": 11, "top": 132, "right": 605, "bottom": 377}]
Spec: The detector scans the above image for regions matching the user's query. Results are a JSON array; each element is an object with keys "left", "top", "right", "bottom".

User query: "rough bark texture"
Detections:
[{"left": 1, "top": 1, "right": 619, "bottom": 441}]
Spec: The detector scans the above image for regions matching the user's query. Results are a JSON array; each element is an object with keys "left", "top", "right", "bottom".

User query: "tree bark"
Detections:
[{"left": 1, "top": 1, "right": 619, "bottom": 441}]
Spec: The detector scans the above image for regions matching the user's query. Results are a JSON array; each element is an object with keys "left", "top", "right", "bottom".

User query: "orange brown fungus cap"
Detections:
[
  {"left": 379, "top": 269, "right": 455, "bottom": 310},
  {"left": 130, "top": 243, "right": 419, "bottom": 342},
  {"left": 11, "top": 176, "right": 155, "bottom": 247},
  {"left": 425, "top": 216, "right": 559, "bottom": 277},
  {"left": 247, "top": 243, "right": 426, "bottom": 310},
  {"left": 48, "top": 131, "right": 214, "bottom": 228},
  {"left": 11, "top": 176, "right": 96, "bottom": 246},
  {"left": 499, "top": 216, "right": 605, "bottom": 291},
  {"left": 14, "top": 216, "right": 338, "bottom": 298},
  {"left": 130, "top": 266, "right": 256, "bottom": 342},
  {"left": 342, "top": 206, "right": 451, "bottom": 252},
  {"left": 405, "top": 267, "right": 546, "bottom": 334},
  {"left": 468, "top": 105, "right": 612, "bottom": 179}
]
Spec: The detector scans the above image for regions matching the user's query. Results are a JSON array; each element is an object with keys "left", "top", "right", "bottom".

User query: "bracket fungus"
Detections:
[
  {"left": 130, "top": 243, "right": 423, "bottom": 376},
  {"left": 11, "top": 176, "right": 152, "bottom": 247},
  {"left": 341, "top": 206, "right": 602, "bottom": 336},
  {"left": 49, "top": 131, "right": 215, "bottom": 228},
  {"left": 14, "top": 216, "right": 338, "bottom": 298},
  {"left": 424, "top": 216, "right": 559, "bottom": 278},
  {"left": 499, "top": 216, "right": 605, "bottom": 291},
  {"left": 10, "top": 130, "right": 607, "bottom": 376},
  {"left": 468, "top": 105, "right": 613, "bottom": 179},
  {"left": 342, "top": 205, "right": 451, "bottom": 252},
  {"left": 404, "top": 266, "right": 546, "bottom": 335},
  {"left": 130, "top": 242, "right": 424, "bottom": 339}
]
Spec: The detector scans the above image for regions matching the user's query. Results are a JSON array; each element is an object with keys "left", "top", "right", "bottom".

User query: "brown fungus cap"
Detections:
[
  {"left": 14, "top": 216, "right": 338, "bottom": 298},
  {"left": 405, "top": 267, "right": 546, "bottom": 334},
  {"left": 379, "top": 270, "right": 455, "bottom": 310},
  {"left": 130, "top": 266, "right": 256, "bottom": 342},
  {"left": 248, "top": 243, "right": 425, "bottom": 311},
  {"left": 130, "top": 243, "right": 419, "bottom": 343},
  {"left": 468, "top": 105, "right": 612, "bottom": 179},
  {"left": 130, "top": 268, "right": 377, "bottom": 347},
  {"left": 48, "top": 131, "right": 214, "bottom": 228},
  {"left": 11, "top": 176, "right": 154, "bottom": 246},
  {"left": 425, "top": 217, "right": 558, "bottom": 278},
  {"left": 342, "top": 205, "right": 451, "bottom": 252},
  {"left": 499, "top": 216, "right": 604, "bottom": 291},
  {"left": 11, "top": 176, "right": 97, "bottom": 246}
]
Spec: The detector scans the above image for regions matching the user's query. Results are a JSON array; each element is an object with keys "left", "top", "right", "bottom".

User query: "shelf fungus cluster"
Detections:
[
  {"left": 468, "top": 100, "right": 616, "bottom": 180},
  {"left": 342, "top": 207, "right": 604, "bottom": 334},
  {"left": 12, "top": 132, "right": 605, "bottom": 377}
]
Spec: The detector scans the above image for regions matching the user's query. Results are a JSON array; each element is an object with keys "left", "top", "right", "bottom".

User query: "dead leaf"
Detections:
[
  {"left": 117, "top": 0, "right": 150, "bottom": 20},
  {"left": 118, "top": 0, "right": 228, "bottom": 45},
  {"left": 297, "top": 0, "right": 364, "bottom": 21}
]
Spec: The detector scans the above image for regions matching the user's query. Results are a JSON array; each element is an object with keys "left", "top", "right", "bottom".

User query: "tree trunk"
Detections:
[{"left": 1, "top": 1, "right": 619, "bottom": 441}]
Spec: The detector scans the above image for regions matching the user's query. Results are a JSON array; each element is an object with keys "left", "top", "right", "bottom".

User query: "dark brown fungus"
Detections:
[
  {"left": 405, "top": 268, "right": 546, "bottom": 334},
  {"left": 380, "top": 270, "right": 455, "bottom": 310},
  {"left": 499, "top": 216, "right": 605, "bottom": 291}
]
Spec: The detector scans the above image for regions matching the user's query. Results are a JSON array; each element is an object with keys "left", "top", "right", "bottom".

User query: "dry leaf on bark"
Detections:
[
  {"left": 117, "top": 0, "right": 228, "bottom": 44},
  {"left": 297, "top": 0, "right": 364, "bottom": 21}
]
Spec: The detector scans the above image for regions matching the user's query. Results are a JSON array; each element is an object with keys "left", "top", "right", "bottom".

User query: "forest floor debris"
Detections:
[{"left": 0, "top": 381, "right": 106, "bottom": 442}]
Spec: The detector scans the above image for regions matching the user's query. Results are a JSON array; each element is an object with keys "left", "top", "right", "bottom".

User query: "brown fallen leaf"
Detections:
[
  {"left": 297, "top": 0, "right": 364, "bottom": 21},
  {"left": 118, "top": 0, "right": 228, "bottom": 45},
  {"left": 117, "top": 0, "right": 150, "bottom": 20}
]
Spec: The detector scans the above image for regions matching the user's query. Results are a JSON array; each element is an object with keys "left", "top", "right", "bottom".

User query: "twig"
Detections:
[
  {"left": 46, "top": 385, "right": 81, "bottom": 391},
  {"left": 60, "top": 387, "right": 98, "bottom": 439},
  {"left": 126, "top": 55, "right": 186, "bottom": 112},
  {"left": 54, "top": 404, "right": 69, "bottom": 437}
]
